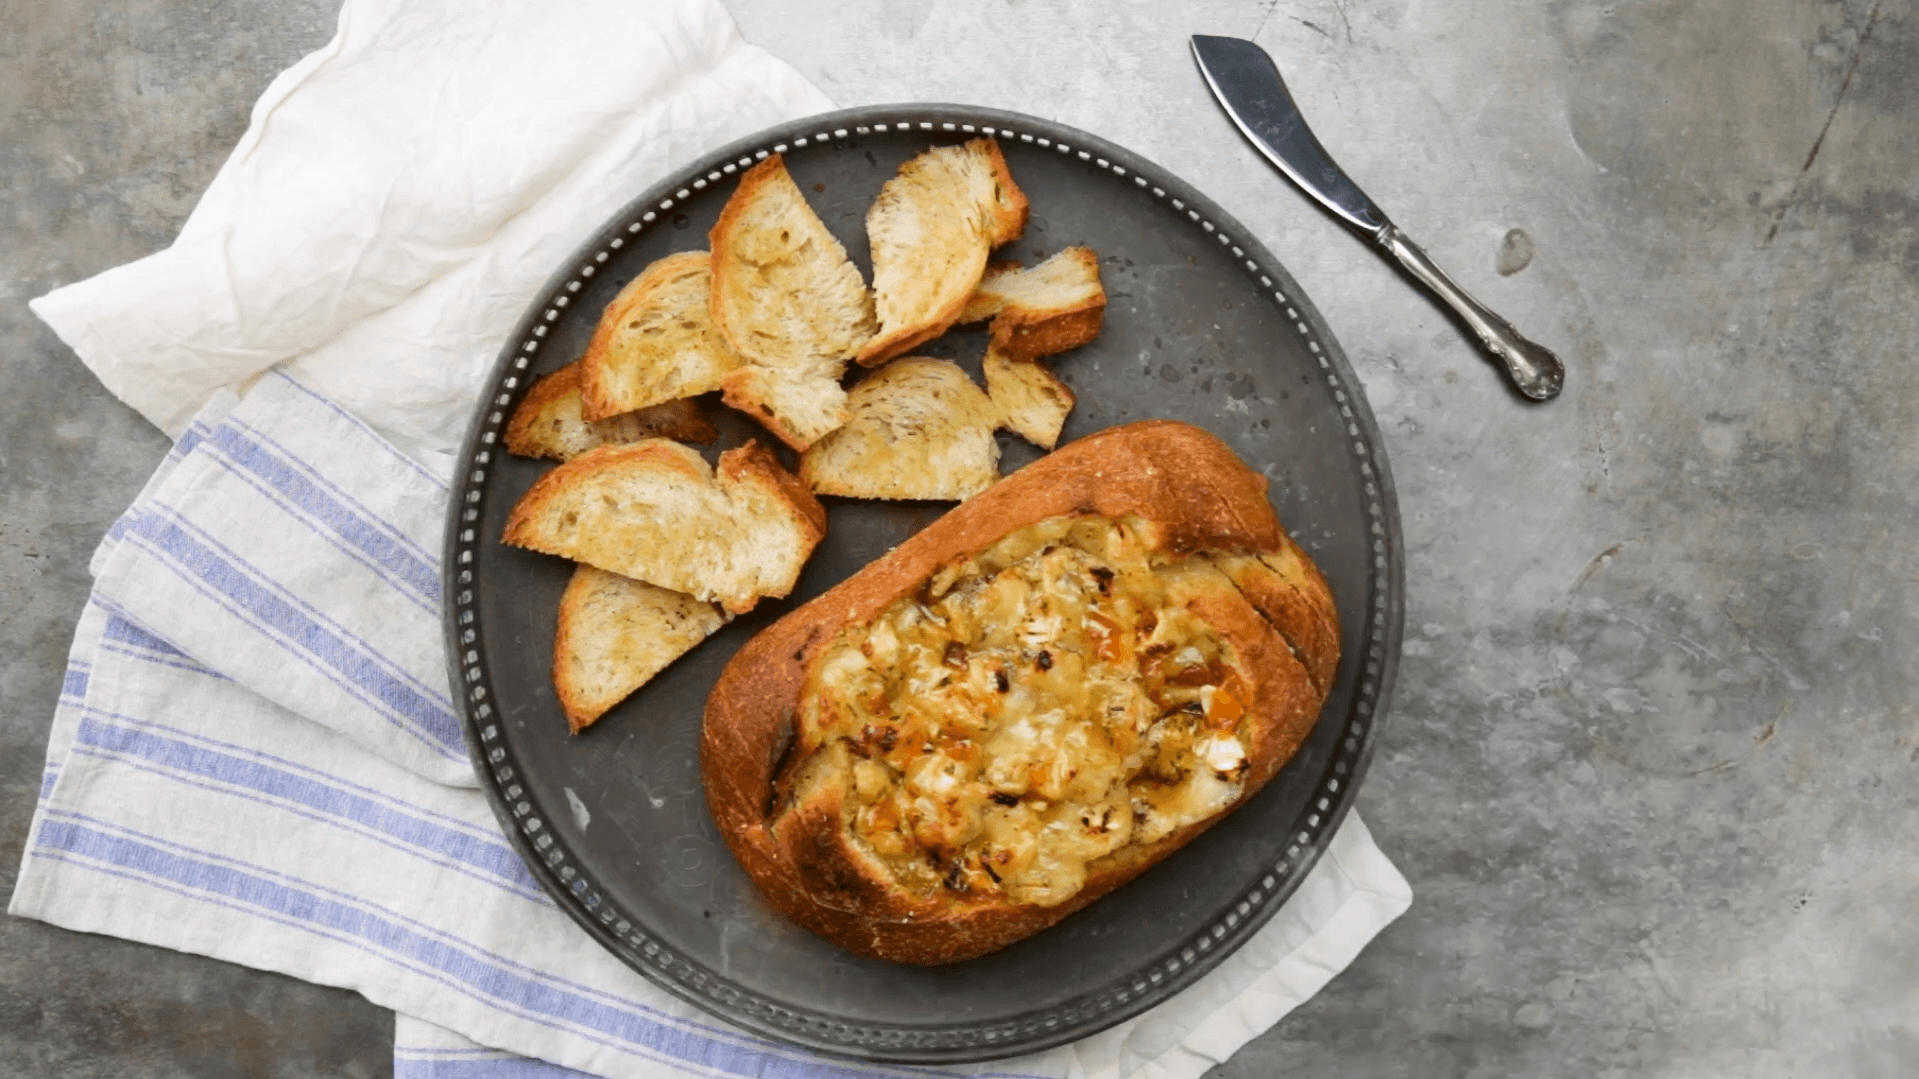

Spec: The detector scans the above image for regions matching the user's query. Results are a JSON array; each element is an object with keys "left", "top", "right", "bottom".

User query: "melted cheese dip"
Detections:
[{"left": 798, "top": 514, "right": 1255, "bottom": 908}]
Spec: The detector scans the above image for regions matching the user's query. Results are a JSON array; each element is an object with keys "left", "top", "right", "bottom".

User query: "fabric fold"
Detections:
[
  {"left": 12, "top": 371, "right": 1411, "bottom": 1077},
  {"left": 89, "top": 372, "right": 470, "bottom": 786},
  {"left": 17, "top": 0, "right": 1412, "bottom": 1073},
  {"left": 29, "top": 0, "right": 833, "bottom": 448}
]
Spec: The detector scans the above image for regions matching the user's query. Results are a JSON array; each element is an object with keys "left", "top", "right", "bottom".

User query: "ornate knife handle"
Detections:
[{"left": 1374, "top": 223, "right": 1565, "bottom": 401}]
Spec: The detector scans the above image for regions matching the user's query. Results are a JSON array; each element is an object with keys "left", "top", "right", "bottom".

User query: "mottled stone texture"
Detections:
[
  {"left": 5, "top": 0, "right": 1916, "bottom": 1076},
  {"left": 2, "top": 2, "right": 391, "bottom": 1076}
]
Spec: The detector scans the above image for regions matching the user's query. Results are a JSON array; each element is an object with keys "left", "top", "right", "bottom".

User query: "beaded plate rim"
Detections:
[{"left": 442, "top": 103, "right": 1404, "bottom": 1064}]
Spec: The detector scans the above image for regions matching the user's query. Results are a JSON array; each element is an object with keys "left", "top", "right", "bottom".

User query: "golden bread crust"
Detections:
[
  {"left": 503, "top": 361, "right": 716, "bottom": 461},
  {"left": 708, "top": 154, "right": 875, "bottom": 450},
  {"left": 856, "top": 138, "right": 1030, "bottom": 368},
  {"left": 551, "top": 565, "right": 726, "bottom": 734},
  {"left": 577, "top": 251, "right": 741, "bottom": 422},
  {"left": 798, "top": 357, "right": 1003, "bottom": 501},
  {"left": 501, "top": 439, "right": 826, "bottom": 614},
  {"left": 962, "top": 246, "right": 1107, "bottom": 362},
  {"left": 702, "top": 421, "right": 1338, "bottom": 964}
]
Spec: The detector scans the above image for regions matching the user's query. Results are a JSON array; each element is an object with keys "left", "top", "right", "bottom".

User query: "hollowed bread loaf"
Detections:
[{"left": 701, "top": 421, "right": 1339, "bottom": 964}]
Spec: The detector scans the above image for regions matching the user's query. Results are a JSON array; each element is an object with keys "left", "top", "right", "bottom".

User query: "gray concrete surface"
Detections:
[{"left": 4, "top": 0, "right": 1916, "bottom": 1075}]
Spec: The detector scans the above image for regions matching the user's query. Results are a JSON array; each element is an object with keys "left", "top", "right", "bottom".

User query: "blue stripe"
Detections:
[
  {"left": 40, "top": 809, "right": 703, "bottom": 1072},
  {"left": 63, "top": 743, "right": 542, "bottom": 906},
  {"left": 206, "top": 419, "right": 441, "bottom": 610},
  {"left": 119, "top": 507, "right": 464, "bottom": 759},
  {"left": 267, "top": 370, "right": 448, "bottom": 491},
  {"left": 72, "top": 714, "right": 536, "bottom": 898},
  {"left": 145, "top": 504, "right": 460, "bottom": 745},
  {"left": 103, "top": 507, "right": 138, "bottom": 547},
  {"left": 40, "top": 764, "right": 59, "bottom": 801},
  {"left": 32, "top": 817, "right": 948, "bottom": 1079},
  {"left": 226, "top": 414, "right": 441, "bottom": 572},
  {"left": 87, "top": 705, "right": 497, "bottom": 845},
  {"left": 91, "top": 603, "right": 228, "bottom": 681},
  {"left": 176, "top": 416, "right": 215, "bottom": 458},
  {"left": 24, "top": 844, "right": 544, "bottom": 1037},
  {"left": 102, "top": 613, "right": 190, "bottom": 657},
  {"left": 96, "top": 644, "right": 230, "bottom": 682},
  {"left": 394, "top": 1055, "right": 589, "bottom": 1078},
  {"left": 61, "top": 663, "right": 89, "bottom": 701},
  {"left": 148, "top": 503, "right": 452, "bottom": 713}
]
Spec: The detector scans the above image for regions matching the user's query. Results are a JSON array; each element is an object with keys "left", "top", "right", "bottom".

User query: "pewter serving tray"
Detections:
[{"left": 443, "top": 105, "right": 1402, "bottom": 1064}]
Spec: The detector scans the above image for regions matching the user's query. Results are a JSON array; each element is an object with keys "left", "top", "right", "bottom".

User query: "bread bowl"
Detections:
[{"left": 701, "top": 420, "right": 1339, "bottom": 964}]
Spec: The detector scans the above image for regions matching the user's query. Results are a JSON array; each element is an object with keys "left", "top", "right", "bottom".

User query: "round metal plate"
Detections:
[{"left": 443, "top": 104, "right": 1403, "bottom": 1064}]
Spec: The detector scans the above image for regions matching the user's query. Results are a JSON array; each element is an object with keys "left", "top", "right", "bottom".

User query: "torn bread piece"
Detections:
[
  {"left": 504, "top": 360, "right": 716, "bottom": 461},
  {"left": 502, "top": 439, "right": 826, "bottom": 614},
  {"left": 857, "top": 138, "right": 1028, "bottom": 367},
  {"left": 983, "top": 345, "right": 1075, "bottom": 450},
  {"left": 961, "top": 246, "right": 1106, "bottom": 361},
  {"left": 553, "top": 565, "right": 728, "bottom": 733},
  {"left": 710, "top": 154, "right": 876, "bottom": 450},
  {"left": 799, "top": 358, "right": 1003, "bottom": 501},
  {"left": 958, "top": 259, "right": 1023, "bottom": 324},
  {"left": 578, "top": 251, "right": 742, "bottom": 421}
]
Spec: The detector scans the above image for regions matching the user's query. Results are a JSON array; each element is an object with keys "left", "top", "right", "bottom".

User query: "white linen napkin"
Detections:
[
  {"left": 30, "top": 0, "right": 836, "bottom": 459},
  {"left": 15, "top": 0, "right": 1413, "bottom": 1075}
]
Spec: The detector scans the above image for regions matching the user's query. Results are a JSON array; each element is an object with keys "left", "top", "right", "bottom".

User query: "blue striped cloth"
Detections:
[
  {"left": 94, "top": 375, "right": 469, "bottom": 785},
  {"left": 12, "top": 369, "right": 1412, "bottom": 1078},
  {"left": 14, "top": 0, "right": 1410, "bottom": 1069}
]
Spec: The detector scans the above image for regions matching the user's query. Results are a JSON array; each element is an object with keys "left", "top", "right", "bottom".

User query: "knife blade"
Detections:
[{"left": 1190, "top": 34, "right": 1565, "bottom": 401}]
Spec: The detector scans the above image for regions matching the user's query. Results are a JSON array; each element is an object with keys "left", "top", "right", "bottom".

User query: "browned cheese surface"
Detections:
[{"left": 702, "top": 421, "right": 1339, "bottom": 964}]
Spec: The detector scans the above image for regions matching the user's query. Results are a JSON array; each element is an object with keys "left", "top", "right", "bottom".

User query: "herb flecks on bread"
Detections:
[
  {"left": 983, "top": 345, "right": 1075, "bottom": 450},
  {"left": 506, "top": 143, "right": 1125, "bottom": 747},
  {"left": 553, "top": 565, "right": 727, "bottom": 733},
  {"left": 709, "top": 155, "right": 876, "bottom": 450},
  {"left": 799, "top": 358, "right": 1003, "bottom": 501},
  {"left": 504, "top": 360, "right": 716, "bottom": 462},
  {"left": 502, "top": 438, "right": 826, "bottom": 614},
  {"left": 857, "top": 138, "right": 1029, "bottom": 368},
  {"left": 578, "top": 251, "right": 742, "bottom": 421}
]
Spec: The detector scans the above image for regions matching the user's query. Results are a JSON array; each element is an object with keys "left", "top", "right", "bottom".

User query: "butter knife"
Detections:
[{"left": 1190, "top": 34, "right": 1565, "bottom": 401}]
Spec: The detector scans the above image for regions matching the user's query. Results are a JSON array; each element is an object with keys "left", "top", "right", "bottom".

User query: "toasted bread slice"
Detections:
[
  {"left": 799, "top": 358, "right": 1003, "bottom": 501},
  {"left": 553, "top": 565, "right": 727, "bottom": 733},
  {"left": 983, "top": 346, "right": 1075, "bottom": 450},
  {"left": 710, "top": 155, "right": 876, "bottom": 450},
  {"left": 502, "top": 439, "right": 826, "bottom": 614},
  {"left": 719, "top": 365, "right": 850, "bottom": 454},
  {"left": 504, "top": 360, "right": 716, "bottom": 461},
  {"left": 957, "top": 259, "right": 1022, "bottom": 323},
  {"left": 577, "top": 251, "right": 742, "bottom": 421},
  {"left": 960, "top": 246, "right": 1106, "bottom": 361},
  {"left": 856, "top": 139, "right": 1028, "bottom": 367}
]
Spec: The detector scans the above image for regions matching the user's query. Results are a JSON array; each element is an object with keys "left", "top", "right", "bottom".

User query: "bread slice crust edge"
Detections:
[{"left": 856, "top": 138, "right": 1030, "bottom": 368}]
